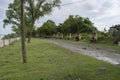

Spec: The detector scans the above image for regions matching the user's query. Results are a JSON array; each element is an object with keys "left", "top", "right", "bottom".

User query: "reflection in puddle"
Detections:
[
  {"left": 48, "top": 40, "right": 120, "bottom": 65},
  {"left": 97, "top": 57, "right": 119, "bottom": 64}
]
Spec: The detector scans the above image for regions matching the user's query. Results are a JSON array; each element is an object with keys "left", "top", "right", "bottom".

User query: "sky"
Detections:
[{"left": 0, "top": 0, "right": 120, "bottom": 35}]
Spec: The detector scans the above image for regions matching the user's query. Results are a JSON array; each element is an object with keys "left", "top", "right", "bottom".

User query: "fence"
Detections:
[
  {"left": 0, "top": 37, "right": 20, "bottom": 48},
  {"left": 118, "top": 41, "right": 120, "bottom": 46}
]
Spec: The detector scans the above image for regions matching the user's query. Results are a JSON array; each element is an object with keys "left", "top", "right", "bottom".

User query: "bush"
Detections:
[{"left": 2, "top": 33, "right": 19, "bottom": 39}]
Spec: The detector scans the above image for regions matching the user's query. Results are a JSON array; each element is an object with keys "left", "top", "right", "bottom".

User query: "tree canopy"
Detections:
[
  {"left": 37, "top": 20, "right": 57, "bottom": 37},
  {"left": 36, "top": 15, "right": 98, "bottom": 38},
  {"left": 60, "top": 15, "right": 97, "bottom": 34},
  {"left": 3, "top": 0, "right": 61, "bottom": 42}
]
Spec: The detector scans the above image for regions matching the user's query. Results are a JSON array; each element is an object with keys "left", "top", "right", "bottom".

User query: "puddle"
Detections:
[
  {"left": 97, "top": 57, "right": 119, "bottom": 64},
  {"left": 48, "top": 39, "right": 120, "bottom": 65}
]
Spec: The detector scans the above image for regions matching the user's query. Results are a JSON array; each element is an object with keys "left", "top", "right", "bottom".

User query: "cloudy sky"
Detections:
[{"left": 0, "top": 0, "right": 120, "bottom": 35}]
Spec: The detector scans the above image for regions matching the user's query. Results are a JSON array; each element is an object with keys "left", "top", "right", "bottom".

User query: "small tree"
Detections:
[
  {"left": 25, "top": 0, "right": 61, "bottom": 43},
  {"left": 4, "top": 0, "right": 61, "bottom": 43}
]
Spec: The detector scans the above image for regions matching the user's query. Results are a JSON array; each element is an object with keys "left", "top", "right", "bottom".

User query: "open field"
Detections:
[{"left": 0, "top": 38, "right": 120, "bottom": 80}]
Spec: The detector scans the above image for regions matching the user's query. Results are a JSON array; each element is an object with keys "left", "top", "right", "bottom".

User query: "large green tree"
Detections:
[
  {"left": 61, "top": 15, "right": 97, "bottom": 34},
  {"left": 3, "top": 0, "right": 61, "bottom": 43},
  {"left": 25, "top": 0, "right": 61, "bottom": 43},
  {"left": 3, "top": 0, "right": 27, "bottom": 63},
  {"left": 3, "top": 0, "right": 31, "bottom": 36},
  {"left": 3, "top": 0, "right": 61, "bottom": 63},
  {"left": 37, "top": 20, "right": 57, "bottom": 37}
]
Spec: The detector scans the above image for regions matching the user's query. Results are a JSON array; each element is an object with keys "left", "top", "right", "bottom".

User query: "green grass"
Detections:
[{"left": 0, "top": 38, "right": 120, "bottom": 80}]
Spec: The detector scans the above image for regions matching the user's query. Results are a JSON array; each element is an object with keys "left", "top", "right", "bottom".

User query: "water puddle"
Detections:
[
  {"left": 48, "top": 40, "right": 120, "bottom": 65},
  {"left": 97, "top": 57, "right": 119, "bottom": 65}
]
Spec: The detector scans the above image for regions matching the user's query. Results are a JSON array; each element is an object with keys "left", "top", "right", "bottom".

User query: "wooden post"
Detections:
[
  {"left": 78, "top": 33, "right": 81, "bottom": 40},
  {"left": 69, "top": 33, "right": 72, "bottom": 39},
  {"left": 95, "top": 32, "right": 98, "bottom": 40},
  {"left": 61, "top": 33, "right": 63, "bottom": 39},
  {"left": 3, "top": 39, "right": 5, "bottom": 47},
  {"left": 8, "top": 38, "right": 10, "bottom": 45}
]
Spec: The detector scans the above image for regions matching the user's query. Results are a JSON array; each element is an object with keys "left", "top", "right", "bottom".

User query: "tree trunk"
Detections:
[
  {"left": 27, "top": 31, "right": 32, "bottom": 43},
  {"left": 27, "top": 24, "right": 34, "bottom": 43},
  {"left": 28, "top": 35, "right": 30, "bottom": 43},
  {"left": 21, "top": 0, "right": 27, "bottom": 63},
  {"left": 27, "top": 18, "right": 35, "bottom": 43}
]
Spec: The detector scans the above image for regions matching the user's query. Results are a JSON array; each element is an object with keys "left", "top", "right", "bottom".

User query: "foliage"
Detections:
[
  {"left": 35, "top": 15, "right": 98, "bottom": 38},
  {"left": 60, "top": 15, "right": 97, "bottom": 34},
  {"left": 2, "top": 33, "right": 19, "bottom": 39},
  {"left": 31, "top": 28, "right": 38, "bottom": 37},
  {"left": 3, "top": 0, "right": 61, "bottom": 42},
  {"left": 37, "top": 20, "right": 57, "bottom": 37},
  {"left": 98, "top": 31, "right": 109, "bottom": 41}
]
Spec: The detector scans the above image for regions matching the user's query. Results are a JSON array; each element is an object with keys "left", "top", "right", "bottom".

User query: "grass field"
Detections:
[{"left": 0, "top": 38, "right": 120, "bottom": 80}]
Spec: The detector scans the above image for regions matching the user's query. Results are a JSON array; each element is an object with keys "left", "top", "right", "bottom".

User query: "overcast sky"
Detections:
[{"left": 0, "top": 0, "right": 120, "bottom": 35}]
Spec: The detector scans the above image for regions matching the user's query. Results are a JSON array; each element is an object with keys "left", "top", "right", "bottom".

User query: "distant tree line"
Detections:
[{"left": 35, "top": 15, "right": 98, "bottom": 40}]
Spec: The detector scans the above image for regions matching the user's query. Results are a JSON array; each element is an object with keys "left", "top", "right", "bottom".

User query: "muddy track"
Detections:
[{"left": 47, "top": 39, "right": 120, "bottom": 65}]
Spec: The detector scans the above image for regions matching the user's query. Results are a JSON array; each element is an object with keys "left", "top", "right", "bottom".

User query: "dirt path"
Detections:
[{"left": 47, "top": 39, "right": 120, "bottom": 65}]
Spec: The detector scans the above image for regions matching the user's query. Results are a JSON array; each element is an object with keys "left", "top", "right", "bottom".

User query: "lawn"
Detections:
[{"left": 0, "top": 38, "right": 120, "bottom": 80}]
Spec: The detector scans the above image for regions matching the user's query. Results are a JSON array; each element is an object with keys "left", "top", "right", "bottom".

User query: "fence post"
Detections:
[
  {"left": 3, "top": 39, "right": 5, "bottom": 47},
  {"left": 118, "top": 41, "right": 120, "bottom": 46}
]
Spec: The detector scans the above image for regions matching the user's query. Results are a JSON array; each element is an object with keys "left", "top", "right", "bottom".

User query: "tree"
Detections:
[
  {"left": 3, "top": 0, "right": 31, "bottom": 36},
  {"left": 21, "top": 0, "right": 27, "bottom": 63},
  {"left": 24, "top": 0, "right": 61, "bottom": 43},
  {"left": 3, "top": 0, "right": 61, "bottom": 43},
  {"left": 61, "top": 15, "right": 97, "bottom": 34},
  {"left": 3, "top": 0, "right": 27, "bottom": 63},
  {"left": 37, "top": 20, "right": 57, "bottom": 37}
]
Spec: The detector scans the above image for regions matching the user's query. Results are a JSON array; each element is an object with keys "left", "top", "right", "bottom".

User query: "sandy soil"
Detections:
[{"left": 47, "top": 39, "right": 120, "bottom": 65}]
